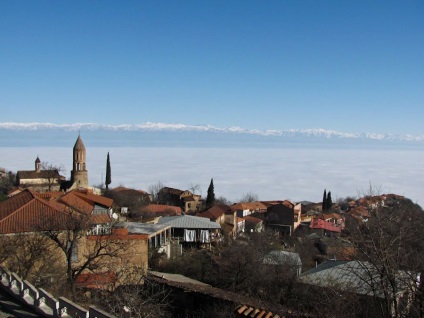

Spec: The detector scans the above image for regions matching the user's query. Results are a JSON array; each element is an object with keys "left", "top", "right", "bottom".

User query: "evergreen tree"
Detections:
[
  {"left": 326, "top": 191, "right": 333, "bottom": 211},
  {"left": 322, "top": 189, "right": 327, "bottom": 211},
  {"left": 105, "top": 152, "right": 111, "bottom": 190},
  {"left": 206, "top": 178, "right": 215, "bottom": 207}
]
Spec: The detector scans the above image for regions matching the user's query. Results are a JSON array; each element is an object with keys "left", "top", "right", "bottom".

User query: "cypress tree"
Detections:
[
  {"left": 206, "top": 178, "right": 215, "bottom": 207},
  {"left": 105, "top": 152, "right": 111, "bottom": 190},
  {"left": 322, "top": 189, "right": 327, "bottom": 211},
  {"left": 326, "top": 191, "right": 333, "bottom": 211}
]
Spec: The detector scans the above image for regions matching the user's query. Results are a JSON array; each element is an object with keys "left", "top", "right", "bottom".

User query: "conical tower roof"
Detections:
[{"left": 73, "top": 135, "right": 86, "bottom": 151}]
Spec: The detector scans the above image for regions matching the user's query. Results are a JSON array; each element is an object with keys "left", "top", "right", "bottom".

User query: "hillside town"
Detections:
[{"left": 0, "top": 136, "right": 423, "bottom": 318}]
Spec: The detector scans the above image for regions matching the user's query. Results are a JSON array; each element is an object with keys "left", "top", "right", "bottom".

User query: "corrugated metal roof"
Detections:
[
  {"left": 114, "top": 222, "right": 170, "bottom": 237},
  {"left": 300, "top": 260, "right": 414, "bottom": 298},
  {"left": 158, "top": 215, "right": 221, "bottom": 229},
  {"left": 263, "top": 250, "right": 302, "bottom": 267}
]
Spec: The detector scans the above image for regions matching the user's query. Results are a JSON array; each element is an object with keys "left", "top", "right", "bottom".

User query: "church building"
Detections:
[
  {"left": 16, "top": 156, "right": 64, "bottom": 192},
  {"left": 16, "top": 135, "right": 90, "bottom": 192}
]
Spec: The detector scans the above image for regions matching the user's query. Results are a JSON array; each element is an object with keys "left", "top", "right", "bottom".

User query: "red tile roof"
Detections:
[
  {"left": 243, "top": 215, "right": 263, "bottom": 224},
  {"left": 75, "top": 272, "right": 117, "bottom": 290},
  {"left": 72, "top": 189, "right": 113, "bottom": 208},
  {"left": 196, "top": 204, "right": 232, "bottom": 220},
  {"left": 60, "top": 192, "right": 94, "bottom": 214},
  {"left": 0, "top": 189, "right": 36, "bottom": 219},
  {"left": 235, "top": 305, "right": 280, "bottom": 318},
  {"left": 231, "top": 201, "right": 268, "bottom": 212},
  {"left": 349, "top": 206, "right": 369, "bottom": 218},
  {"left": 0, "top": 188, "right": 113, "bottom": 234},
  {"left": 110, "top": 186, "right": 150, "bottom": 195},
  {"left": 144, "top": 204, "right": 182, "bottom": 215},
  {"left": 310, "top": 218, "right": 341, "bottom": 233},
  {"left": 322, "top": 213, "right": 342, "bottom": 220},
  {"left": 0, "top": 189, "right": 70, "bottom": 234}
]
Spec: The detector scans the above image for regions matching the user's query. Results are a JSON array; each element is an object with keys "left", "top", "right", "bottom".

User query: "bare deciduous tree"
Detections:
[
  {"left": 0, "top": 233, "right": 65, "bottom": 288},
  {"left": 239, "top": 191, "right": 259, "bottom": 202},
  {"left": 148, "top": 181, "right": 165, "bottom": 203},
  {"left": 356, "top": 181, "right": 383, "bottom": 199},
  {"left": 188, "top": 183, "right": 201, "bottom": 195},
  {"left": 42, "top": 209, "right": 128, "bottom": 298},
  {"left": 345, "top": 198, "right": 424, "bottom": 317},
  {"left": 91, "top": 269, "right": 172, "bottom": 318},
  {"left": 40, "top": 161, "right": 66, "bottom": 191},
  {"left": 0, "top": 170, "right": 16, "bottom": 200}
]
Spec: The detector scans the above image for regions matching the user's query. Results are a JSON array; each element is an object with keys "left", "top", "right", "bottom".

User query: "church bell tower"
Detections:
[{"left": 71, "top": 135, "right": 89, "bottom": 188}]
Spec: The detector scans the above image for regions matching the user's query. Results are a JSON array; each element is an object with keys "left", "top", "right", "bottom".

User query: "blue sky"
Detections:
[{"left": 1, "top": 1, "right": 423, "bottom": 134}]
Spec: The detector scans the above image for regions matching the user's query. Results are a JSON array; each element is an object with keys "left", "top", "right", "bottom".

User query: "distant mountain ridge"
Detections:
[{"left": 1, "top": 122, "right": 423, "bottom": 143}]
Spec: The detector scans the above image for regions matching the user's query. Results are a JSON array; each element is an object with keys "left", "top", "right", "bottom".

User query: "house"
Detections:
[
  {"left": 309, "top": 218, "right": 342, "bottom": 237},
  {"left": 299, "top": 201, "right": 322, "bottom": 213},
  {"left": 322, "top": 212, "right": 344, "bottom": 228},
  {"left": 157, "top": 215, "right": 221, "bottom": 248},
  {"left": 347, "top": 205, "right": 370, "bottom": 223},
  {"left": 236, "top": 217, "right": 245, "bottom": 233},
  {"left": 0, "top": 188, "right": 150, "bottom": 285},
  {"left": 147, "top": 271, "right": 290, "bottom": 318},
  {"left": 108, "top": 186, "right": 153, "bottom": 204},
  {"left": 230, "top": 201, "right": 268, "bottom": 218},
  {"left": 243, "top": 215, "right": 263, "bottom": 233},
  {"left": 299, "top": 260, "right": 418, "bottom": 317},
  {"left": 264, "top": 201, "right": 302, "bottom": 236},
  {"left": 0, "top": 188, "right": 113, "bottom": 235},
  {"left": 263, "top": 250, "right": 302, "bottom": 277},
  {"left": 0, "top": 188, "right": 68, "bottom": 234},
  {"left": 113, "top": 222, "right": 171, "bottom": 257},
  {"left": 318, "top": 236, "right": 356, "bottom": 260},
  {"left": 196, "top": 204, "right": 237, "bottom": 238},
  {"left": 158, "top": 187, "right": 203, "bottom": 213}
]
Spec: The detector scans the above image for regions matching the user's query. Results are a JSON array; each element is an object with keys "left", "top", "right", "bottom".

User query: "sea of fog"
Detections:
[{"left": 1, "top": 129, "right": 423, "bottom": 207}]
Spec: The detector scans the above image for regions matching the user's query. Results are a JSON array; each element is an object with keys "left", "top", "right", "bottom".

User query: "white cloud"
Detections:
[{"left": 2, "top": 146, "right": 423, "bottom": 208}]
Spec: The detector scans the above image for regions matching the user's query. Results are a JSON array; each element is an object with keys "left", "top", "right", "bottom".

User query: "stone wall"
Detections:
[{"left": 0, "top": 266, "right": 116, "bottom": 318}]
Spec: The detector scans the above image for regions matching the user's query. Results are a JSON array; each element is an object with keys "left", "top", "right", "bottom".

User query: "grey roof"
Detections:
[
  {"left": 263, "top": 250, "right": 302, "bottom": 267},
  {"left": 298, "top": 200, "right": 316, "bottom": 205},
  {"left": 300, "top": 260, "right": 415, "bottom": 298},
  {"left": 114, "top": 222, "right": 170, "bottom": 238},
  {"left": 158, "top": 215, "right": 221, "bottom": 229}
]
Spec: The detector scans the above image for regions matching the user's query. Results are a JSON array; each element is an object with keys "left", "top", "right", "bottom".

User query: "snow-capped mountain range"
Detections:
[{"left": 0, "top": 122, "right": 423, "bottom": 143}]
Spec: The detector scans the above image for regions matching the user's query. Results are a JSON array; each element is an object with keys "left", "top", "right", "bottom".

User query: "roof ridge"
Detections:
[{"left": 0, "top": 193, "right": 63, "bottom": 229}]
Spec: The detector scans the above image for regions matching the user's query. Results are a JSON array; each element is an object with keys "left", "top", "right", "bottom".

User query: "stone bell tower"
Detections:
[{"left": 71, "top": 135, "right": 89, "bottom": 188}]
